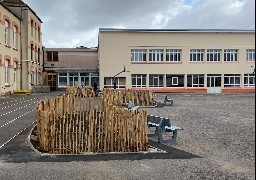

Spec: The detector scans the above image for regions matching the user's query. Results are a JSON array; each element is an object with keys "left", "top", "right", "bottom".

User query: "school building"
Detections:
[
  {"left": 43, "top": 47, "right": 99, "bottom": 91},
  {"left": 0, "top": 0, "right": 43, "bottom": 95},
  {"left": 98, "top": 28, "right": 255, "bottom": 93}
]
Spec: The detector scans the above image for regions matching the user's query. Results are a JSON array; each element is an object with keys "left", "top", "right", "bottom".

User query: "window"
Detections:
[
  {"left": 31, "top": 74, "right": 34, "bottom": 85},
  {"left": 244, "top": 74, "right": 255, "bottom": 87},
  {"left": 166, "top": 49, "right": 181, "bottom": 62},
  {"left": 246, "top": 49, "right": 255, "bottom": 61},
  {"left": 5, "top": 60, "right": 9, "bottom": 84},
  {"left": 207, "top": 49, "right": 221, "bottom": 62},
  {"left": 131, "top": 74, "right": 146, "bottom": 87},
  {"left": 80, "top": 73, "right": 90, "bottom": 86},
  {"left": 224, "top": 74, "right": 240, "bottom": 87},
  {"left": 35, "top": 23, "right": 37, "bottom": 39},
  {"left": 4, "top": 20, "right": 10, "bottom": 46},
  {"left": 31, "top": 20, "right": 33, "bottom": 37},
  {"left": 14, "top": 62, "right": 17, "bottom": 83},
  {"left": 31, "top": 44, "right": 33, "bottom": 62},
  {"left": 47, "top": 51, "right": 58, "bottom": 61},
  {"left": 58, "top": 73, "right": 67, "bottom": 87},
  {"left": 69, "top": 73, "right": 79, "bottom": 86},
  {"left": 224, "top": 49, "right": 238, "bottom": 62},
  {"left": 38, "top": 49, "right": 40, "bottom": 64},
  {"left": 35, "top": 49, "right": 37, "bottom": 63},
  {"left": 104, "top": 77, "right": 126, "bottom": 88},
  {"left": 187, "top": 74, "right": 204, "bottom": 87},
  {"left": 166, "top": 74, "right": 184, "bottom": 87},
  {"left": 149, "top": 49, "right": 164, "bottom": 62},
  {"left": 190, "top": 49, "right": 204, "bottom": 62},
  {"left": 38, "top": 27, "right": 40, "bottom": 41},
  {"left": 131, "top": 49, "right": 146, "bottom": 62},
  {"left": 13, "top": 26, "right": 18, "bottom": 49},
  {"left": 90, "top": 72, "right": 99, "bottom": 86},
  {"left": 149, "top": 74, "right": 163, "bottom": 87}
]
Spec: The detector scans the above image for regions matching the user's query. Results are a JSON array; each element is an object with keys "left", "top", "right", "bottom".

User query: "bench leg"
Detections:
[
  {"left": 158, "top": 129, "right": 178, "bottom": 143},
  {"left": 171, "top": 130, "right": 178, "bottom": 142},
  {"left": 155, "top": 127, "right": 158, "bottom": 135}
]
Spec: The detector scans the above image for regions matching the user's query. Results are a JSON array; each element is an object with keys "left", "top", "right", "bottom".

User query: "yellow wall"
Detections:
[
  {"left": 0, "top": 4, "right": 21, "bottom": 94},
  {"left": 98, "top": 29, "right": 255, "bottom": 93}
]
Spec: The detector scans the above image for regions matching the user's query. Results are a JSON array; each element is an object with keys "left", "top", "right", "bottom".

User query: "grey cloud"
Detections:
[{"left": 23, "top": 0, "right": 255, "bottom": 48}]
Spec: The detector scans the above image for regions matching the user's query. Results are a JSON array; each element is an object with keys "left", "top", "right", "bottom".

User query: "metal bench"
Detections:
[
  {"left": 164, "top": 95, "right": 173, "bottom": 106},
  {"left": 147, "top": 114, "right": 183, "bottom": 143},
  {"left": 126, "top": 101, "right": 140, "bottom": 110}
]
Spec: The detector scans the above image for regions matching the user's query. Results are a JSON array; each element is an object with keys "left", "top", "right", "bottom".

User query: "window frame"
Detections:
[
  {"left": 13, "top": 25, "right": 18, "bottom": 49},
  {"left": 224, "top": 74, "right": 240, "bottom": 87},
  {"left": 244, "top": 74, "right": 255, "bottom": 87},
  {"left": 47, "top": 51, "right": 59, "bottom": 62},
  {"left": 5, "top": 60, "right": 9, "bottom": 85},
  {"left": 190, "top": 49, "right": 205, "bottom": 62},
  {"left": 68, "top": 73, "right": 79, "bottom": 86},
  {"left": 4, "top": 20, "right": 10, "bottom": 46},
  {"left": 224, "top": 49, "right": 238, "bottom": 62},
  {"left": 131, "top": 74, "right": 147, "bottom": 87},
  {"left": 149, "top": 74, "right": 164, "bottom": 87},
  {"left": 58, "top": 73, "right": 68, "bottom": 87},
  {"left": 131, "top": 49, "right": 147, "bottom": 62},
  {"left": 104, "top": 77, "right": 126, "bottom": 88},
  {"left": 187, "top": 74, "right": 205, "bottom": 87},
  {"left": 246, "top": 49, "right": 255, "bottom": 62},
  {"left": 31, "top": 20, "right": 34, "bottom": 37},
  {"left": 149, "top": 49, "right": 164, "bottom": 62},
  {"left": 166, "top": 49, "right": 181, "bottom": 62},
  {"left": 207, "top": 49, "right": 221, "bottom": 62},
  {"left": 80, "top": 73, "right": 90, "bottom": 86}
]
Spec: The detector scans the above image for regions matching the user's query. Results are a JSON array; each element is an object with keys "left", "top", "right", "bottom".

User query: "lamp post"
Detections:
[{"left": 113, "top": 65, "right": 126, "bottom": 89}]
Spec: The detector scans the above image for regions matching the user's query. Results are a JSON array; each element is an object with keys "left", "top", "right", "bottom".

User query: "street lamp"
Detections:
[{"left": 113, "top": 65, "right": 126, "bottom": 89}]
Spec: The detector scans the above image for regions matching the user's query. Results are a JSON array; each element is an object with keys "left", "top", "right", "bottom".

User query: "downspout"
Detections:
[{"left": 20, "top": 5, "right": 23, "bottom": 89}]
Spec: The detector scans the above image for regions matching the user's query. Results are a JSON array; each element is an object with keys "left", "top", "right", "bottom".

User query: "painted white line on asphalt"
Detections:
[
  {"left": 1, "top": 98, "right": 36, "bottom": 110},
  {"left": 0, "top": 121, "right": 36, "bottom": 150},
  {"left": 0, "top": 101, "right": 38, "bottom": 117},
  {"left": 0, "top": 109, "right": 35, "bottom": 129},
  {"left": 0, "top": 97, "right": 26, "bottom": 106}
]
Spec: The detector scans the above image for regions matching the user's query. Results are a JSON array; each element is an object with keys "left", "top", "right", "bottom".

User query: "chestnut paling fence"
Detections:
[{"left": 36, "top": 87, "right": 154, "bottom": 154}]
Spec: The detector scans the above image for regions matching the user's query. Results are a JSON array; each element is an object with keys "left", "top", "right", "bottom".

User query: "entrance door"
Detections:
[
  {"left": 207, "top": 75, "right": 222, "bottom": 93},
  {"left": 47, "top": 73, "right": 57, "bottom": 91}
]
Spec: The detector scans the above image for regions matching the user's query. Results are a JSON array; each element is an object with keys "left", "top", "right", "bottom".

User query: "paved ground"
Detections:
[{"left": 0, "top": 92, "right": 255, "bottom": 180}]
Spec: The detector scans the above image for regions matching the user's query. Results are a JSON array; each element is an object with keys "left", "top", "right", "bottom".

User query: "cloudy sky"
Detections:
[{"left": 22, "top": 0, "right": 255, "bottom": 48}]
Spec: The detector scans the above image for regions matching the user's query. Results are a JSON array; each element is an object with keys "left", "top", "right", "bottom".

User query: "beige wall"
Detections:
[
  {"left": 0, "top": 4, "right": 21, "bottom": 94},
  {"left": 44, "top": 49, "right": 98, "bottom": 70},
  {"left": 98, "top": 30, "right": 255, "bottom": 93},
  {"left": 21, "top": 10, "right": 43, "bottom": 89},
  {"left": 0, "top": 4, "right": 43, "bottom": 94}
]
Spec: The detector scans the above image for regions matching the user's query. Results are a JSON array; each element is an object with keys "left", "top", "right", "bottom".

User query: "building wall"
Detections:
[
  {"left": 98, "top": 30, "right": 255, "bottom": 93},
  {"left": 22, "top": 9, "right": 43, "bottom": 89},
  {"left": 0, "top": 2, "right": 43, "bottom": 94},
  {"left": 43, "top": 48, "right": 99, "bottom": 90},
  {"left": 0, "top": 4, "right": 21, "bottom": 95}
]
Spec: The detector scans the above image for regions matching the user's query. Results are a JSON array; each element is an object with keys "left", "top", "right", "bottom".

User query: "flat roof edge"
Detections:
[{"left": 99, "top": 28, "right": 255, "bottom": 33}]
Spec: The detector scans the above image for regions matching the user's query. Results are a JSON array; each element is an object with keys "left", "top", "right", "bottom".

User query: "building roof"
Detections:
[
  {"left": 44, "top": 47, "right": 98, "bottom": 52},
  {"left": 2, "top": 0, "right": 26, "bottom": 5},
  {"left": 99, "top": 28, "right": 255, "bottom": 33},
  {"left": 2, "top": 0, "right": 43, "bottom": 23},
  {"left": 0, "top": 1, "right": 21, "bottom": 20}
]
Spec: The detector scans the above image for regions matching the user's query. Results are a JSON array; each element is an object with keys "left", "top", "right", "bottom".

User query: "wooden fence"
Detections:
[
  {"left": 103, "top": 88, "right": 155, "bottom": 106},
  {"left": 66, "top": 86, "right": 95, "bottom": 97},
  {"left": 36, "top": 91, "right": 148, "bottom": 154}
]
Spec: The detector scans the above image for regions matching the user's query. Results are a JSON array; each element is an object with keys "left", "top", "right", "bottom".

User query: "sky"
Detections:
[{"left": 22, "top": 0, "right": 255, "bottom": 48}]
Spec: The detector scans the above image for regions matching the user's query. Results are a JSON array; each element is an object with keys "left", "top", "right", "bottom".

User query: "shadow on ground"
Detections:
[{"left": 0, "top": 124, "right": 201, "bottom": 163}]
